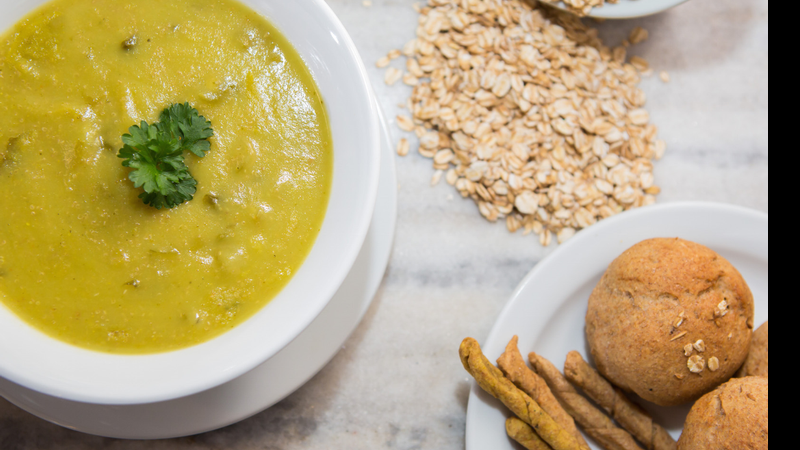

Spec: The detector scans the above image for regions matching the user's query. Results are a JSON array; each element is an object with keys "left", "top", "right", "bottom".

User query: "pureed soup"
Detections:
[{"left": 0, "top": 0, "right": 333, "bottom": 353}]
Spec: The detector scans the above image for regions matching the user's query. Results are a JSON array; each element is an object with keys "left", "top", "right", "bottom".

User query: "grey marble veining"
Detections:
[{"left": 0, "top": 0, "right": 768, "bottom": 448}]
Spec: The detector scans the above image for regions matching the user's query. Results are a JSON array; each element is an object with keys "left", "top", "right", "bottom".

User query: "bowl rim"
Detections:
[
  {"left": 547, "top": 0, "right": 691, "bottom": 19},
  {"left": 0, "top": 0, "right": 381, "bottom": 405}
]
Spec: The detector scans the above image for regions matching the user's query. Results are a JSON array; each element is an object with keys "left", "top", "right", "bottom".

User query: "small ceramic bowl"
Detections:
[
  {"left": 0, "top": 0, "right": 381, "bottom": 405},
  {"left": 549, "top": 0, "right": 690, "bottom": 19}
]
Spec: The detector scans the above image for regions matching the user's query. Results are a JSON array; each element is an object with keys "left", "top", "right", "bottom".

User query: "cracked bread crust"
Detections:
[
  {"left": 586, "top": 238, "right": 754, "bottom": 406},
  {"left": 677, "top": 377, "right": 768, "bottom": 450}
]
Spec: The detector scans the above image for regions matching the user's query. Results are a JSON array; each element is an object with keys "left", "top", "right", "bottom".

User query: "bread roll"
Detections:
[
  {"left": 586, "top": 238, "right": 754, "bottom": 406},
  {"left": 737, "top": 321, "right": 768, "bottom": 378},
  {"left": 678, "top": 377, "right": 768, "bottom": 450}
]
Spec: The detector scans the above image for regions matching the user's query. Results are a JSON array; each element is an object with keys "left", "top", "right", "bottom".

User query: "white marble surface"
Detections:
[{"left": 0, "top": 0, "right": 768, "bottom": 448}]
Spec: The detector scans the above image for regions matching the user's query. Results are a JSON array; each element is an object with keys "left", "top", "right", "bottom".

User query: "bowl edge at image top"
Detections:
[
  {"left": 0, "top": 0, "right": 382, "bottom": 405},
  {"left": 546, "top": 0, "right": 691, "bottom": 19}
]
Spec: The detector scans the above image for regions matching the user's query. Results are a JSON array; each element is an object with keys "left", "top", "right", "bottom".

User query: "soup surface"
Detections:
[{"left": 0, "top": 0, "right": 332, "bottom": 353}]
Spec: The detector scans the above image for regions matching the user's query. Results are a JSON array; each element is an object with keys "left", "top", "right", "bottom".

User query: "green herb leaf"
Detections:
[
  {"left": 118, "top": 103, "right": 213, "bottom": 209},
  {"left": 159, "top": 103, "right": 214, "bottom": 157}
]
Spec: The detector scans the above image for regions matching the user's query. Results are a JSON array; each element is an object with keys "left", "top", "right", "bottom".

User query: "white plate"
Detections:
[
  {"left": 0, "top": 98, "right": 397, "bottom": 439},
  {"left": 547, "top": 0, "right": 690, "bottom": 19},
  {"left": 465, "top": 202, "right": 768, "bottom": 450}
]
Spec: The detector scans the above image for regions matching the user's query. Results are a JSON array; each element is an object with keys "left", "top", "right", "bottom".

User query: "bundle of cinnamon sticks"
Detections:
[{"left": 459, "top": 337, "right": 677, "bottom": 450}]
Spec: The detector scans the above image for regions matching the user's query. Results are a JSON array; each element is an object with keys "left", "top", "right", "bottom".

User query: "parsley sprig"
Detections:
[{"left": 118, "top": 103, "right": 213, "bottom": 209}]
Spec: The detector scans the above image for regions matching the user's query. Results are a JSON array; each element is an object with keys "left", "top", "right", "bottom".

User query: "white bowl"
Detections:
[
  {"left": 0, "top": 0, "right": 381, "bottom": 405},
  {"left": 548, "top": 0, "right": 690, "bottom": 18}
]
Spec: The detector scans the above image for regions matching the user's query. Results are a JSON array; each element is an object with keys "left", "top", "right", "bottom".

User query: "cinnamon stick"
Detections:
[
  {"left": 497, "top": 337, "right": 590, "bottom": 450},
  {"left": 529, "top": 352, "right": 645, "bottom": 450},
  {"left": 564, "top": 351, "right": 676, "bottom": 450}
]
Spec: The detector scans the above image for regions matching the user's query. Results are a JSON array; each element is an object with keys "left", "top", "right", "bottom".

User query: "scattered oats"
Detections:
[
  {"left": 693, "top": 340, "right": 706, "bottom": 353},
  {"left": 362, "top": 0, "right": 372, "bottom": 6},
  {"left": 540, "top": 228, "right": 553, "bottom": 247},
  {"left": 628, "top": 109, "right": 650, "bottom": 126},
  {"left": 376, "top": 56, "right": 391, "bottom": 68},
  {"left": 654, "top": 140, "right": 667, "bottom": 159},
  {"left": 406, "top": 58, "right": 424, "bottom": 78},
  {"left": 557, "top": 227, "right": 576, "bottom": 244},
  {"left": 675, "top": 311, "right": 686, "bottom": 328},
  {"left": 402, "top": 39, "right": 417, "bottom": 57},
  {"left": 708, "top": 356, "right": 720, "bottom": 372},
  {"left": 384, "top": 67, "right": 402, "bottom": 86},
  {"left": 403, "top": 72, "right": 419, "bottom": 86},
  {"left": 670, "top": 331, "right": 688, "bottom": 342},
  {"left": 446, "top": 168, "right": 458, "bottom": 185},
  {"left": 479, "top": 201, "right": 500, "bottom": 222},
  {"left": 688, "top": 355, "right": 706, "bottom": 374},
  {"left": 629, "top": 27, "right": 649, "bottom": 45},
  {"left": 728, "top": 332, "right": 734, "bottom": 340},
  {"left": 645, "top": 186, "right": 662, "bottom": 195},
  {"left": 383, "top": 0, "right": 665, "bottom": 245},
  {"left": 630, "top": 56, "right": 650, "bottom": 72},
  {"left": 675, "top": 373, "right": 685, "bottom": 380},
  {"left": 660, "top": 71, "right": 671, "bottom": 83},
  {"left": 431, "top": 169, "right": 444, "bottom": 186},
  {"left": 434, "top": 149, "right": 455, "bottom": 165},
  {"left": 396, "top": 115, "right": 414, "bottom": 132},
  {"left": 387, "top": 49, "right": 402, "bottom": 60},
  {"left": 507, "top": 215, "right": 523, "bottom": 233},
  {"left": 515, "top": 191, "right": 539, "bottom": 215},
  {"left": 396, "top": 138, "right": 410, "bottom": 157},
  {"left": 684, "top": 343, "right": 694, "bottom": 357},
  {"left": 419, "top": 131, "right": 439, "bottom": 150}
]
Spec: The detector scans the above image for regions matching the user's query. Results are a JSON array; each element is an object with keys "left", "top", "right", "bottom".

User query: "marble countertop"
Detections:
[{"left": 0, "top": 0, "right": 768, "bottom": 448}]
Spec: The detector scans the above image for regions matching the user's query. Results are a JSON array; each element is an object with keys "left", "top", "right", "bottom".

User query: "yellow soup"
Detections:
[{"left": 0, "top": 0, "right": 332, "bottom": 353}]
